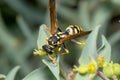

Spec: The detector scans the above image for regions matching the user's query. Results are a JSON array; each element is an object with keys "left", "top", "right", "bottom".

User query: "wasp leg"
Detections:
[
  {"left": 71, "top": 39, "right": 85, "bottom": 46},
  {"left": 62, "top": 43, "right": 69, "bottom": 55},
  {"left": 43, "top": 24, "right": 51, "bottom": 35},
  {"left": 48, "top": 55, "right": 58, "bottom": 64},
  {"left": 58, "top": 46, "right": 62, "bottom": 52},
  {"left": 57, "top": 44, "right": 69, "bottom": 55},
  {"left": 33, "top": 49, "right": 40, "bottom": 55}
]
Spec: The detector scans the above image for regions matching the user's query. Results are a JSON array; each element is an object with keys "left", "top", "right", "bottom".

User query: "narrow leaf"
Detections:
[
  {"left": 42, "top": 58, "right": 60, "bottom": 80},
  {"left": 79, "top": 25, "right": 101, "bottom": 64},
  {"left": 37, "top": 24, "right": 49, "bottom": 49},
  {"left": 5, "top": 66, "right": 20, "bottom": 80},
  {"left": 98, "top": 35, "right": 111, "bottom": 62}
]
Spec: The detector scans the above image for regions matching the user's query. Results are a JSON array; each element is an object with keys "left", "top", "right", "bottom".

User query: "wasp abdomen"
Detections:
[{"left": 65, "top": 25, "right": 82, "bottom": 35}]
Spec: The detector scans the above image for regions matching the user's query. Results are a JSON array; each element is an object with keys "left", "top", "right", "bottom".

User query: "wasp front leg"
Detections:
[{"left": 33, "top": 48, "right": 47, "bottom": 56}]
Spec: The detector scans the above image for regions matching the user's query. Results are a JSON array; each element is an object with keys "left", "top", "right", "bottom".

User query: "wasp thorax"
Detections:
[
  {"left": 65, "top": 25, "right": 82, "bottom": 35},
  {"left": 48, "top": 35, "right": 58, "bottom": 45},
  {"left": 48, "top": 32, "right": 66, "bottom": 46}
]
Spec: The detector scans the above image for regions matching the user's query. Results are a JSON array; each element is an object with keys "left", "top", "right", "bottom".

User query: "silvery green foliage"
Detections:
[{"left": 0, "top": 0, "right": 120, "bottom": 80}]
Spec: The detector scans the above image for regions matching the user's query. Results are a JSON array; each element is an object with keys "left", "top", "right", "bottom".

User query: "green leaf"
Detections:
[
  {"left": 5, "top": 66, "right": 20, "bottom": 80},
  {"left": 98, "top": 35, "right": 111, "bottom": 62},
  {"left": 79, "top": 25, "right": 101, "bottom": 64},
  {"left": 37, "top": 24, "right": 49, "bottom": 49},
  {"left": 23, "top": 66, "right": 55, "bottom": 80},
  {"left": 42, "top": 58, "right": 60, "bottom": 80},
  {"left": 0, "top": 74, "right": 6, "bottom": 79}
]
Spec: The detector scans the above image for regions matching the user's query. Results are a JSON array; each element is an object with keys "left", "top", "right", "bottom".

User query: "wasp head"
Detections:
[{"left": 42, "top": 44, "right": 53, "bottom": 54}]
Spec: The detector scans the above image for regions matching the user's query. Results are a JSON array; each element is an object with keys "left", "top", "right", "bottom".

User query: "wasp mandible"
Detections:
[{"left": 34, "top": 0, "right": 91, "bottom": 63}]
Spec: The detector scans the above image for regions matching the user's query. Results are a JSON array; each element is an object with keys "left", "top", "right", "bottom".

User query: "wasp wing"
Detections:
[
  {"left": 49, "top": 0, "right": 57, "bottom": 34},
  {"left": 60, "top": 31, "right": 91, "bottom": 44},
  {"left": 37, "top": 24, "right": 49, "bottom": 49}
]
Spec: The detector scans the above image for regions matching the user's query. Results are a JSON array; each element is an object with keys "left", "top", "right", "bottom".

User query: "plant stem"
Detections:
[{"left": 97, "top": 70, "right": 109, "bottom": 80}]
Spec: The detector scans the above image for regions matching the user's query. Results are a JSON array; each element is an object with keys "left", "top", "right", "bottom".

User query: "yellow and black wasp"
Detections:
[{"left": 34, "top": 0, "right": 91, "bottom": 63}]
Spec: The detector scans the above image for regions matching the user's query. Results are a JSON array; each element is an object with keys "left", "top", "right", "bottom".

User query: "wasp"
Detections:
[{"left": 34, "top": 0, "right": 91, "bottom": 63}]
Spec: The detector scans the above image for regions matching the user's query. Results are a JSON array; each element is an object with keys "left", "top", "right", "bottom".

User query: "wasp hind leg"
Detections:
[
  {"left": 71, "top": 39, "right": 85, "bottom": 46},
  {"left": 57, "top": 44, "right": 69, "bottom": 55}
]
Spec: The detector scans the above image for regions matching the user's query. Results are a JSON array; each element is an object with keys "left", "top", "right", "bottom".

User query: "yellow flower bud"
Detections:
[
  {"left": 78, "top": 65, "right": 88, "bottom": 75},
  {"left": 112, "top": 63, "right": 120, "bottom": 75},
  {"left": 103, "top": 66, "right": 114, "bottom": 78},
  {"left": 73, "top": 65, "right": 88, "bottom": 75},
  {"left": 88, "top": 63, "right": 97, "bottom": 74}
]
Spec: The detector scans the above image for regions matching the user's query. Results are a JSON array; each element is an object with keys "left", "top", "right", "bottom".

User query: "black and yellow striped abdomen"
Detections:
[{"left": 65, "top": 25, "right": 82, "bottom": 35}]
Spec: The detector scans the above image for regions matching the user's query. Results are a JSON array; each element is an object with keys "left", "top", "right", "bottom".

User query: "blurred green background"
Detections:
[{"left": 0, "top": 0, "right": 120, "bottom": 79}]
